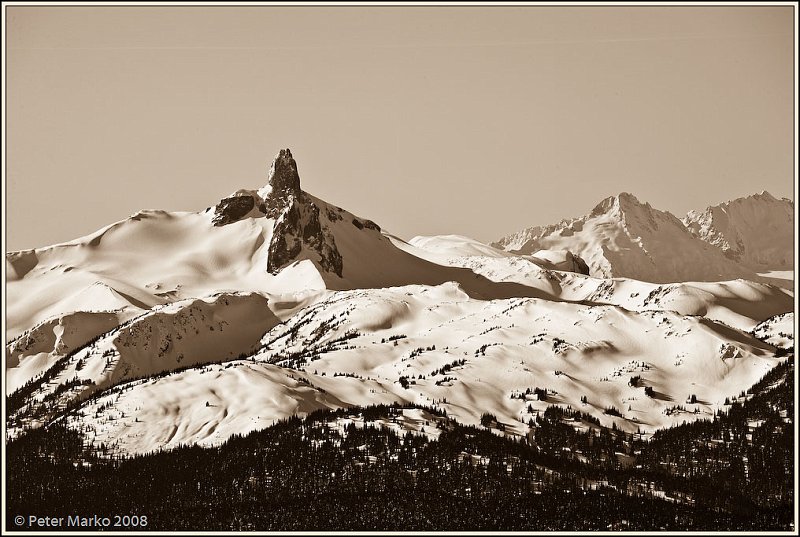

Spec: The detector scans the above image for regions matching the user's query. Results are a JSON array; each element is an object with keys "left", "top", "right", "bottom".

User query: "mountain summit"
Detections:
[
  {"left": 493, "top": 192, "right": 767, "bottom": 283},
  {"left": 267, "top": 148, "right": 301, "bottom": 195},
  {"left": 212, "top": 148, "right": 303, "bottom": 227},
  {"left": 6, "top": 148, "right": 559, "bottom": 343},
  {"left": 207, "top": 148, "right": 344, "bottom": 276},
  {"left": 589, "top": 192, "right": 646, "bottom": 217},
  {"left": 261, "top": 148, "right": 302, "bottom": 216}
]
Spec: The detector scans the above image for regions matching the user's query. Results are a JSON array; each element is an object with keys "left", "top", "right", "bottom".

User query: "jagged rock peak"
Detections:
[{"left": 267, "top": 148, "right": 301, "bottom": 196}]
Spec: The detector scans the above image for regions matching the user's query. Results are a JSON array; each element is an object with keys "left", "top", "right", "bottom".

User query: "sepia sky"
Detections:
[{"left": 5, "top": 5, "right": 795, "bottom": 251}]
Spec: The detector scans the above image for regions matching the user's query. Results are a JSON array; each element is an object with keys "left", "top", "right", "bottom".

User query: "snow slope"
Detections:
[
  {"left": 8, "top": 292, "right": 280, "bottom": 429},
  {"left": 407, "top": 235, "right": 589, "bottom": 275},
  {"left": 408, "top": 235, "right": 516, "bottom": 260},
  {"left": 5, "top": 211, "right": 277, "bottom": 340},
  {"left": 752, "top": 312, "right": 795, "bottom": 350},
  {"left": 37, "top": 282, "right": 783, "bottom": 455}
]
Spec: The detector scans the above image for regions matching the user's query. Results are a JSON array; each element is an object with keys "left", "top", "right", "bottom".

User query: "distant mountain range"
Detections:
[
  {"left": 493, "top": 191, "right": 793, "bottom": 287},
  {"left": 683, "top": 191, "right": 793, "bottom": 270}
]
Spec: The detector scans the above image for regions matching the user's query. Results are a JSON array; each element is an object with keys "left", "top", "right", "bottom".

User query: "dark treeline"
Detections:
[{"left": 6, "top": 361, "right": 794, "bottom": 531}]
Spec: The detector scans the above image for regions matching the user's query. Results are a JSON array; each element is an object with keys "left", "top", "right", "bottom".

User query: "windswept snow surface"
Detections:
[
  {"left": 408, "top": 235, "right": 516, "bottom": 260},
  {"left": 10, "top": 292, "right": 280, "bottom": 413},
  {"left": 6, "top": 210, "right": 279, "bottom": 340},
  {"left": 7, "top": 195, "right": 559, "bottom": 345},
  {"left": 6, "top": 310, "right": 131, "bottom": 393}
]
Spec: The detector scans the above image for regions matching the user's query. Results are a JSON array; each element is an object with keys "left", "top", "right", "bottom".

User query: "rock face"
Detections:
[
  {"left": 212, "top": 195, "right": 257, "bottom": 226},
  {"left": 560, "top": 250, "right": 590, "bottom": 275},
  {"left": 268, "top": 200, "right": 344, "bottom": 277},
  {"left": 263, "top": 148, "right": 302, "bottom": 217},
  {"left": 351, "top": 218, "right": 381, "bottom": 232}
]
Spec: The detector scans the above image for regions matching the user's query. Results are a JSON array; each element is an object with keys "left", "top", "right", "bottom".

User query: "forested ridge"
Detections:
[{"left": 6, "top": 360, "right": 794, "bottom": 531}]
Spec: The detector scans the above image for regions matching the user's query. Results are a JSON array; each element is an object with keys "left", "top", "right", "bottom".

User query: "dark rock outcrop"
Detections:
[
  {"left": 361, "top": 219, "right": 381, "bottom": 232},
  {"left": 565, "top": 251, "right": 590, "bottom": 275},
  {"left": 212, "top": 195, "right": 256, "bottom": 227},
  {"left": 351, "top": 218, "right": 380, "bottom": 232}
]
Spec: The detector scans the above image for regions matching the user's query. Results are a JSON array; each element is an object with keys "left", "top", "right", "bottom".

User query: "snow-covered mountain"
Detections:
[
  {"left": 493, "top": 192, "right": 791, "bottom": 285},
  {"left": 14, "top": 282, "right": 781, "bottom": 454},
  {"left": 5, "top": 149, "right": 794, "bottom": 456},
  {"left": 683, "top": 191, "right": 794, "bottom": 271},
  {"left": 9, "top": 150, "right": 575, "bottom": 344}
]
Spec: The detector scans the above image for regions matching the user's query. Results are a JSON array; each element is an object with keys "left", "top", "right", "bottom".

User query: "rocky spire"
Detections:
[
  {"left": 213, "top": 147, "right": 346, "bottom": 276},
  {"left": 261, "top": 148, "right": 303, "bottom": 219},
  {"left": 267, "top": 148, "right": 301, "bottom": 197}
]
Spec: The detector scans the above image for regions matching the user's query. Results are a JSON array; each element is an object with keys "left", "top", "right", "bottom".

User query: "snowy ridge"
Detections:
[
  {"left": 6, "top": 310, "right": 131, "bottom": 393},
  {"left": 683, "top": 191, "right": 794, "bottom": 270},
  {"left": 7, "top": 292, "right": 279, "bottom": 430},
  {"left": 26, "top": 282, "right": 782, "bottom": 454},
  {"left": 752, "top": 312, "right": 794, "bottom": 350}
]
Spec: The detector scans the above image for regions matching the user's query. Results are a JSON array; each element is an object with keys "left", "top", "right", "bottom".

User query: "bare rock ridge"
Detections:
[{"left": 268, "top": 196, "right": 344, "bottom": 277}]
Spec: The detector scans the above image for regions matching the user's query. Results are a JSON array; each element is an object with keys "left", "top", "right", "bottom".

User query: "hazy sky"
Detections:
[{"left": 5, "top": 5, "right": 795, "bottom": 251}]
